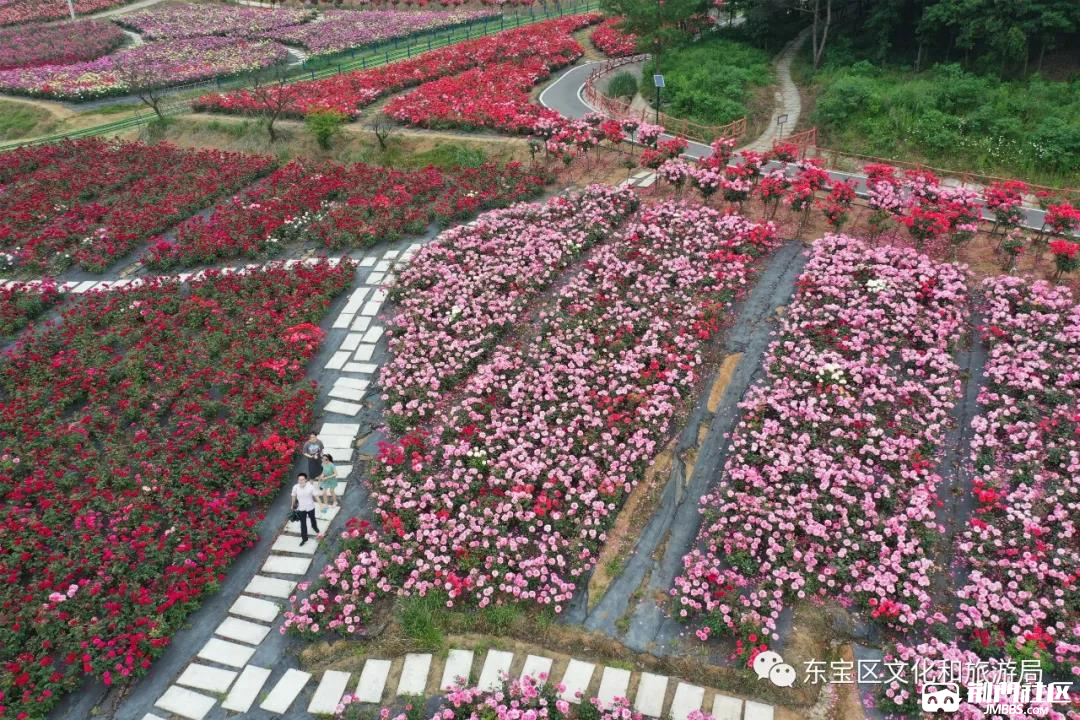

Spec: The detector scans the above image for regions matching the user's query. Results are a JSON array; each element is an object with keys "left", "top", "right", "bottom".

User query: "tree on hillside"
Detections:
[
  {"left": 115, "top": 59, "right": 167, "bottom": 119},
  {"left": 249, "top": 75, "right": 300, "bottom": 143}
]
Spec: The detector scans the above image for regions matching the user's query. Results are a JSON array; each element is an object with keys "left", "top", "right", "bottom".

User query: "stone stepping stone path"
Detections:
[
  {"left": 259, "top": 648, "right": 777, "bottom": 720},
  {"left": 146, "top": 249, "right": 416, "bottom": 720}
]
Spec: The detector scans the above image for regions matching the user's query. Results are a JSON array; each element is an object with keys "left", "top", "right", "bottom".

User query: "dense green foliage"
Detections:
[
  {"left": 808, "top": 58, "right": 1080, "bottom": 183},
  {"left": 643, "top": 37, "right": 773, "bottom": 126},
  {"left": 606, "top": 71, "right": 638, "bottom": 99}
]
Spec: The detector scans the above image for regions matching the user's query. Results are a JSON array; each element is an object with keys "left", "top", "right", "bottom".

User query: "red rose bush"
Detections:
[
  {"left": 196, "top": 14, "right": 599, "bottom": 118},
  {"left": 0, "top": 139, "right": 274, "bottom": 274},
  {"left": 142, "top": 158, "right": 548, "bottom": 271},
  {"left": 0, "top": 260, "right": 353, "bottom": 720}
]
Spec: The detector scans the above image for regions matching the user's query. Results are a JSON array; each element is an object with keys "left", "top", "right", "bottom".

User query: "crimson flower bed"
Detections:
[
  {"left": 383, "top": 185, "right": 639, "bottom": 431},
  {"left": 282, "top": 201, "right": 778, "bottom": 634},
  {"left": 143, "top": 159, "right": 549, "bottom": 271},
  {"left": 0, "top": 19, "right": 125, "bottom": 70},
  {"left": 671, "top": 235, "right": 970, "bottom": 655},
  {"left": 590, "top": 17, "right": 636, "bottom": 57},
  {"left": 0, "top": 280, "right": 61, "bottom": 339},
  {"left": 195, "top": 14, "right": 599, "bottom": 118},
  {"left": 0, "top": 139, "right": 274, "bottom": 275},
  {"left": 0, "top": 0, "right": 133, "bottom": 26},
  {"left": 0, "top": 260, "right": 353, "bottom": 720},
  {"left": 383, "top": 57, "right": 565, "bottom": 133}
]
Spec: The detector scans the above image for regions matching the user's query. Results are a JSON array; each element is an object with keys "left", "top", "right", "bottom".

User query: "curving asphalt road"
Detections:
[{"left": 537, "top": 61, "right": 1051, "bottom": 231}]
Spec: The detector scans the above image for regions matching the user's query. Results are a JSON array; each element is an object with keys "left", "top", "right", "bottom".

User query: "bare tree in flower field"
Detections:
[{"left": 250, "top": 76, "right": 300, "bottom": 143}]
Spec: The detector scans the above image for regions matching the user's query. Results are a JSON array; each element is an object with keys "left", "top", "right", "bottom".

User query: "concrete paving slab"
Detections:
[
  {"left": 362, "top": 326, "right": 384, "bottom": 344},
  {"left": 334, "top": 377, "right": 370, "bottom": 391},
  {"left": 634, "top": 673, "right": 668, "bottom": 718},
  {"left": 355, "top": 659, "right": 391, "bottom": 703},
  {"left": 559, "top": 659, "right": 595, "bottom": 703},
  {"left": 519, "top": 655, "right": 553, "bottom": 684},
  {"left": 711, "top": 695, "right": 743, "bottom": 720},
  {"left": 244, "top": 578, "right": 295, "bottom": 600},
  {"left": 596, "top": 667, "right": 631, "bottom": 705},
  {"left": 309, "top": 670, "right": 352, "bottom": 715},
  {"left": 222, "top": 665, "right": 272, "bottom": 713},
  {"left": 397, "top": 653, "right": 432, "bottom": 696},
  {"left": 176, "top": 663, "right": 237, "bottom": 694},
  {"left": 215, "top": 616, "right": 271, "bottom": 645},
  {"left": 332, "top": 314, "right": 354, "bottom": 330},
  {"left": 260, "top": 668, "right": 311, "bottom": 713},
  {"left": 441, "top": 649, "right": 474, "bottom": 690},
  {"left": 262, "top": 554, "right": 313, "bottom": 575},
  {"left": 360, "top": 300, "right": 382, "bottom": 316},
  {"left": 477, "top": 649, "right": 513, "bottom": 691},
  {"left": 321, "top": 422, "right": 360, "bottom": 434},
  {"left": 230, "top": 594, "right": 279, "bottom": 623},
  {"left": 154, "top": 685, "right": 216, "bottom": 720},
  {"left": 196, "top": 637, "right": 255, "bottom": 668},
  {"left": 353, "top": 344, "right": 376, "bottom": 362},
  {"left": 670, "top": 683, "right": 704, "bottom": 720},
  {"left": 341, "top": 333, "right": 364, "bottom": 351},
  {"left": 325, "top": 399, "right": 363, "bottom": 416},
  {"left": 744, "top": 701, "right": 774, "bottom": 720},
  {"left": 272, "top": 533, "right": 319, "bottom": 556},
  {"left": 351, "top": 315, "right": 371, "bottom": 332},
  {"left": 329, "top": 386, "right": 367, "bottom": 402},
  {"left": 326, "top": 351, "right": 351, "bottom": 370}
]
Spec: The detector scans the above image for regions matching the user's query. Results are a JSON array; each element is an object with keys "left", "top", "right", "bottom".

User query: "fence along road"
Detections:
[{"left": 0, "top": 0, "right": 599, "bottom": 152}]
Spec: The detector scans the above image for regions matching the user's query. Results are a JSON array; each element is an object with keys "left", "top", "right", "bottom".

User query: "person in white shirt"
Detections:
[{"left": 291, "top": 473, "right": 322, "bottom": 545}]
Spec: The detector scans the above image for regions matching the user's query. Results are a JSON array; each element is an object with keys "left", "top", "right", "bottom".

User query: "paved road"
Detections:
[{"left": 537, "top": 61, "right": 1051, "bottom": 231}]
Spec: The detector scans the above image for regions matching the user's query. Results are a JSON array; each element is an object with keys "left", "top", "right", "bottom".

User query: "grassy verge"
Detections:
[
  {"left": 798, "top": 47, "right": 1080, "bottom": 186},
  {"left": 0, "top": 100, "right": 59, "bottom": 141},
  {"left": 643, "top": 35, "right": 774, "bottom": 132}
]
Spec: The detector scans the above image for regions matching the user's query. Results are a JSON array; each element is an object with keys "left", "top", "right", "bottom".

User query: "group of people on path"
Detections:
[{"left": 290, "top": 433, "right": 342, "bottom": 545}]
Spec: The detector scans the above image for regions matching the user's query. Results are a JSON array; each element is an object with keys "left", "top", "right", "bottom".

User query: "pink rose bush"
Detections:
[
  {"left": 0, "top": 36, "right": 289, "bottom": 99},
  {"left": 284, "top": 201, "right": 777, "bottom": 633},
  {"left": 261, "top": 8, "right": 498, "bottom": 57},
  {"left": 0, "top": 139, "right": 274, "bottom": 274},
  {"left": 672, "top": 235, "right": 969, "bottom": 654},
  {"left": 382, "top": 185, "right": 639, "bottom": 431},
  {"left": 0, "top": 19, "right": 125, "bottom": 70},
  {"left": 142, "top": 159, "right": 548, "bottom": 270},
  {"left": 0, "top": 0, "right": 133, "bottom": 26},
  {"left": 0, "top": 260, "right": 353, "bottom": 720},
  {"left": 196, "top": 14, "right": 598, "bottom": 118},
  {"left": 955, "top": 277, "right": 1079, "bottom": 673},
  {"left": 116, "top": 3, "right": 315, "bottom": 39}
]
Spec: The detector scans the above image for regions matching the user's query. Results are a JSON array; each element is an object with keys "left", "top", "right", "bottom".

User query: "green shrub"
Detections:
[
  {"left": 808, "top": 59, "right": 1080, "bottom": 184},
  {"left": 305, "top": 110, "right": 346, "bottom": 150},
  {"left": 606, "top": 71, "right": 638, "bottom": 99},
  {"left": 643, "top": 37, "right": 773, "bottom": 126}
]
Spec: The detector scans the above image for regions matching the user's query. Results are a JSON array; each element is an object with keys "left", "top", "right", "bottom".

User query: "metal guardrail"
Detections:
[{"left": 0, "top": 0, "right": 599, "bottom": 151}]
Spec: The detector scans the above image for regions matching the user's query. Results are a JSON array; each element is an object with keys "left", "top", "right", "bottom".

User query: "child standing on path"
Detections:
[{"left": 317, "top": 453, "right": 339, "bottom": 515}]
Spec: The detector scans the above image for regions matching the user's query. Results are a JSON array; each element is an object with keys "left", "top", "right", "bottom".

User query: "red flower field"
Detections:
[{"left": 0, "top": 260, "right": 352, "bottom": 719}]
